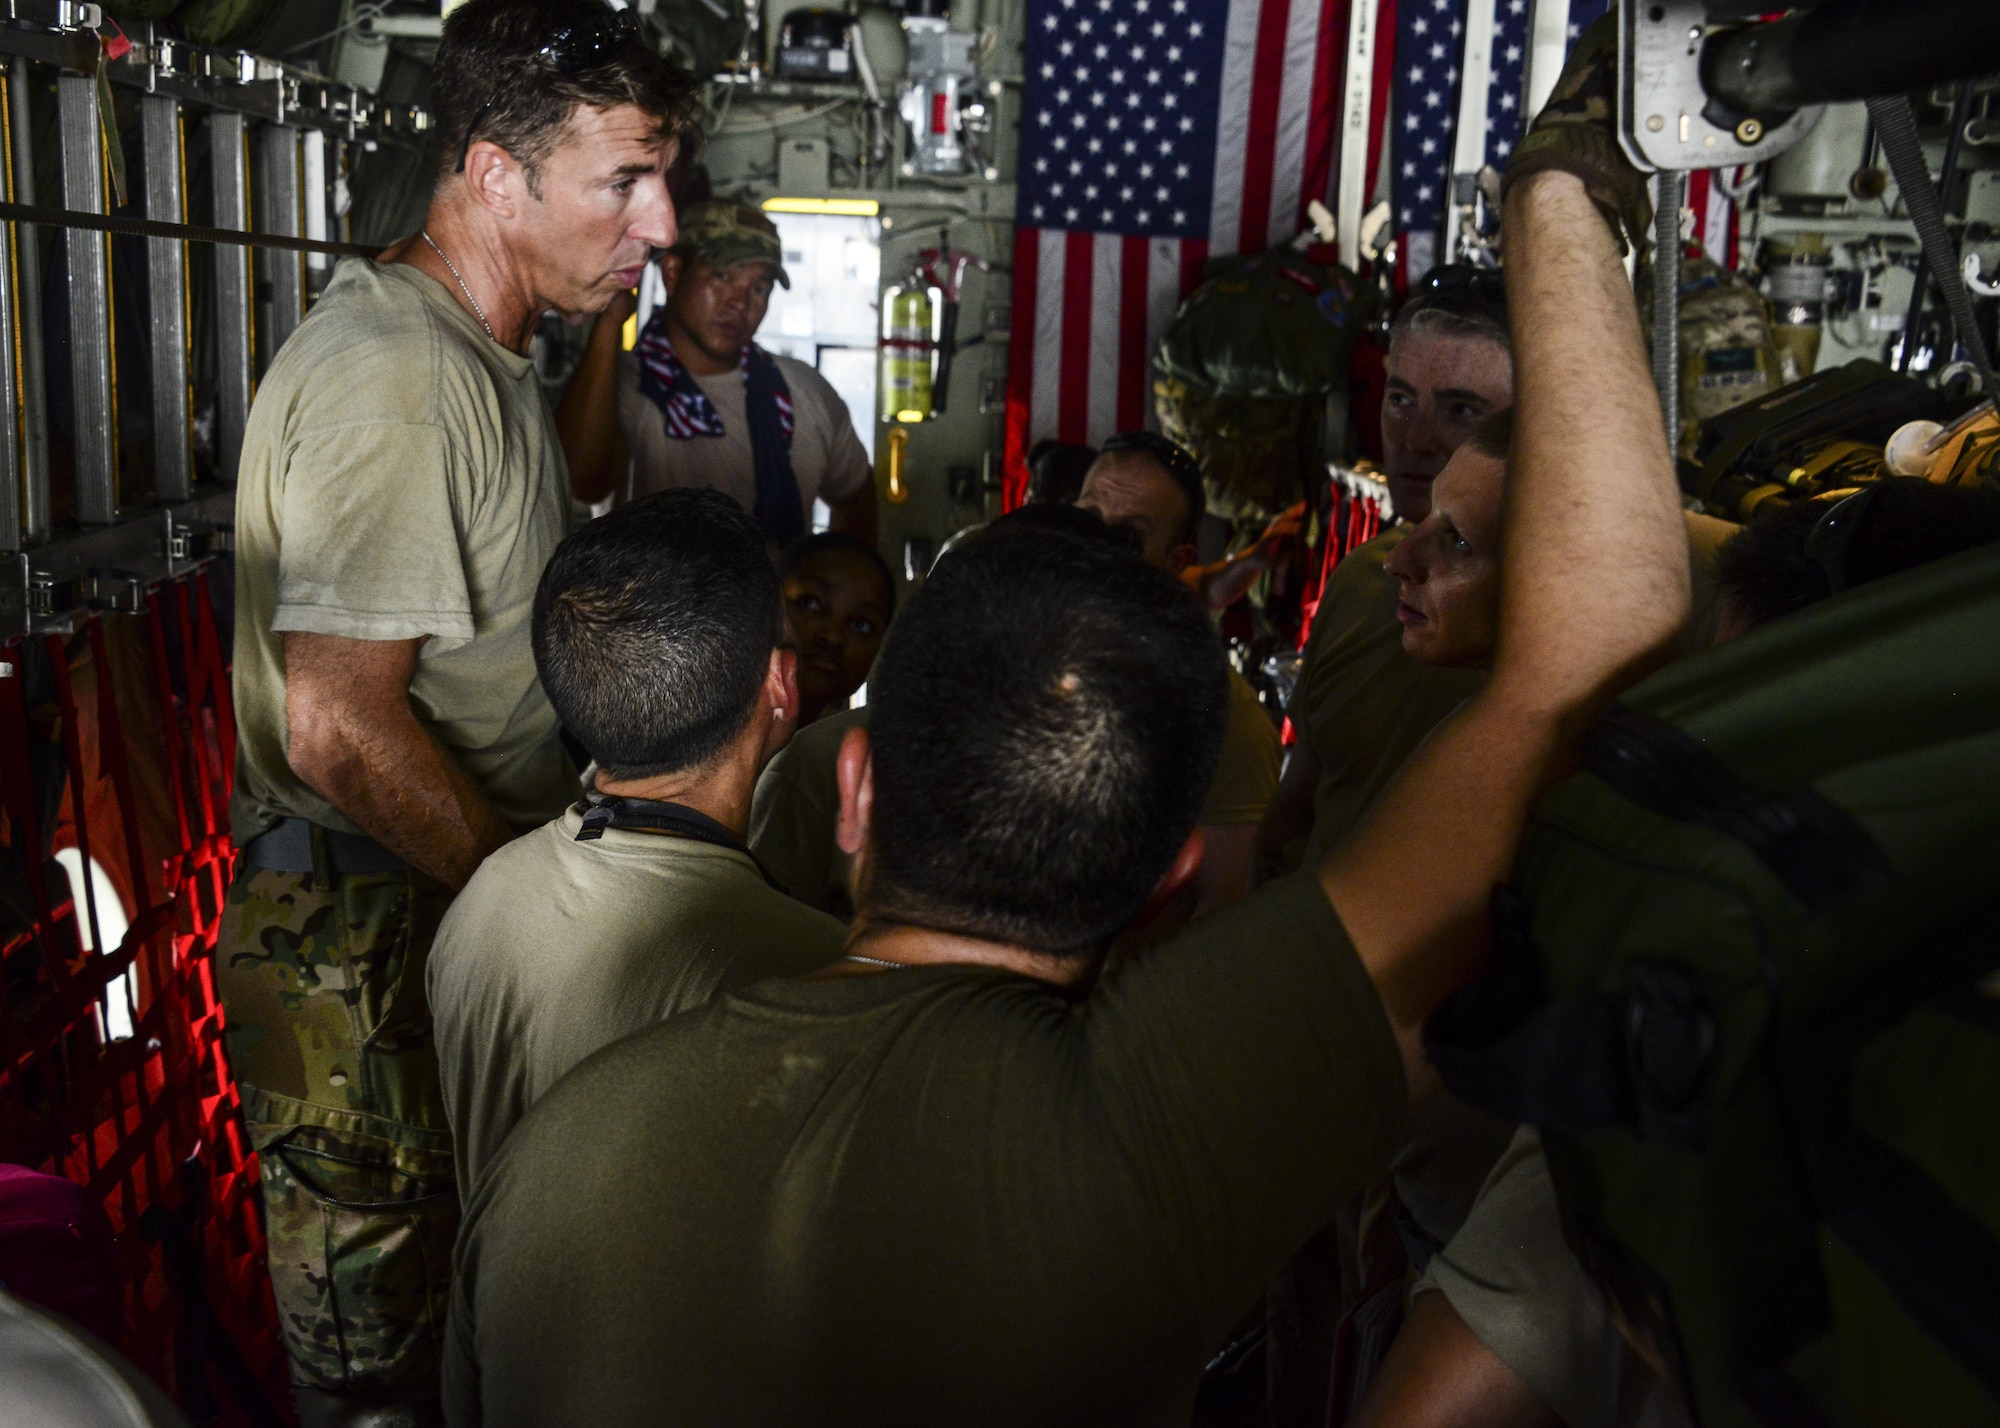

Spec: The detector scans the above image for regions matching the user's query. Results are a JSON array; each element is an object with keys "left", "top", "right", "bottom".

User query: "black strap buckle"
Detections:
[{"left": 571, "top": 794, "right": 784, "bottom": 892}]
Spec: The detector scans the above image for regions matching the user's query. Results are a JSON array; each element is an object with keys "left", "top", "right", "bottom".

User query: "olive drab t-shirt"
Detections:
[
  {"left": 443, "top": 873, "right": 1407, "bottom": 1427},
  {"left": 1293, "top": 527, "right": 1486, "bottom": 864},
  {"left": 749, "top": 706, "right": 869, "bottom": 919},
  {"left": 427, "top": 806, "right": 848, "bottom": 1195},
  {"left": 229, "top": 259, "right": 575, "bottom": 845},
  {"left": 1202, "top": 669, "right": 1283, "bottom": 826}
]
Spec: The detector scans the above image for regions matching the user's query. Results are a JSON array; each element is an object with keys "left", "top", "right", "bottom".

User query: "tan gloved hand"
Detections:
[{"left": 1501, "top": 13, "right": 1653, "bottom": 253}]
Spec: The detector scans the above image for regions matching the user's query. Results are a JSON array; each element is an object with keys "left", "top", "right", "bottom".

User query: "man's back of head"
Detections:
[
  {"left": 533, "top": 488, "right": 783, "bottom": 779},
  {"left": 865, "top": 526, "right": 1230, "bottom": 956}
]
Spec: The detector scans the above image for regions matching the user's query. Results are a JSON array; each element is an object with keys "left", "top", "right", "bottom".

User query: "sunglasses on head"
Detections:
[
  {"left": 1099, "top": 430, "right": 1203, "bottom": 486},
  {"left": 455, "top": 7, "right": 643, "bottom": 174},
  {"left": 1407, "top": 263, "right": 1509, "bottom": 324},
  {"left": 1419, "top": 263, "right": 1506, "bottom": 298}
]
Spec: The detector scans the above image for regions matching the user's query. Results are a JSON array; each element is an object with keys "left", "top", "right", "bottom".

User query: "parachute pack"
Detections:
[
  {"left": 1426, "top": 542, "right": 2000, "bottom": 1427},
  {"left": 1153, "top": 246, "right": 1374, "bottom": 525}
]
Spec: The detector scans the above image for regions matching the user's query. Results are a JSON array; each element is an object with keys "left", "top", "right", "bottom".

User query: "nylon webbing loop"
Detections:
[
  {"left": 0, "top": 652, "right": 60, "bottom": 962},
  {"left": 1, "top": 582, "right": 287, "bottom": 1407},
  {"left": 87, "top": 620, "right": 158, "bottom": 951},
  {"left": 1580, "top": 705, "right": 1893, "bottom": 912},
  {"left": 194, "top": 573, "right": 235, "bottom": 777},
  {"left": 573, "top": 794, "right": 784, "bottom": 891},
  {"left": 45, "top": 633, "right": 105, "bottom": 1000},
  {"left": 1866, "top": 94, "right": 1998, "bottom": 398},
  {"left": 1813, "top": 1127, "right": 2000, "bottom": 1400}
]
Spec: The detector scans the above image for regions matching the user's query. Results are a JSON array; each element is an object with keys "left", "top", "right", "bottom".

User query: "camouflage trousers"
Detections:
[{"left": 214, "top": 860, "right": 459, "bottom": 1405}]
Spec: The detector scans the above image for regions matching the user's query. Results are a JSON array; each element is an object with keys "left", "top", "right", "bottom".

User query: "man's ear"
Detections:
[
  {"left": 656, "top": 251, "right": 683, "bottom": 295},
  {"left": 1129, "top": 827, "right": 1206, "bottom": 930},
  {"left": 833, "top": 725, "right": 873, "bottom": 859},
  {"left": 1167, "top": 543, "right": 1197, "bottom": 577},
  {"left": 460, "top": 141, "right": 523, "bottom": 220},
  {"left": 771, "top": 645, "right": 800, "bottom": 719},
  {"left": 763, "top": 646, "right": 800, "bottom": 755}
]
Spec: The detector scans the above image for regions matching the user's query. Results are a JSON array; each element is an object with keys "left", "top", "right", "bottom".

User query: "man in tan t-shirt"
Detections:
[
  {"left": 430, "top": 490, "right": 845, "bottom": 1196},
  {"left": 213, "top": 3, "right": 694, "bottom": 1417},
  {"left": 557, "top": 201, "right": 878, "bottom": 546}
]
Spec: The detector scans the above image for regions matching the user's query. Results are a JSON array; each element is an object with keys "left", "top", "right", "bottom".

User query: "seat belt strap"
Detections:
[
  {"left": 1580, "top": 705, "right": 1893, "bottom": 913},
  {"left": 1445, "top": 0, "right": 1499, "bottom": 265},
  {"left": 1813, "top": 1126, "right": 2000, "bottom": 1400},
  {"left": 1867, "top": 93, "right": 1998, "bottom": 398},
  {"left": 1523, "top": 0, "right": 1574, "bottom": 120},
  {"left": 1336, "top": 0, "right": 1385, "bottom": 271}
]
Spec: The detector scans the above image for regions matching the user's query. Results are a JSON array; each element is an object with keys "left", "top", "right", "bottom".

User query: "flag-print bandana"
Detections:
[{"left": 634, "top": 307, "right": 794, "bottom": 445}]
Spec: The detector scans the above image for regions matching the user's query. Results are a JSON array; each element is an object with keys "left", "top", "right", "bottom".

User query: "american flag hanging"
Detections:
[
  {"left": 1001, "top": 0, "right": 1377, "bottom": 505},
  {"left": 1392, "top": 0, "right": 1469, "bottom": 282},
  {"left": 1000, "top": 0, "right": 1745, "bottom": 505},
  {"left": 1392, "top": 0, "right": 1610, "bottom": 280}
]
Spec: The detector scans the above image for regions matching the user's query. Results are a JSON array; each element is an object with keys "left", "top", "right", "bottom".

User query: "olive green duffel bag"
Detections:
[{"left": 1427, "top": 540, "right": 2000, "bottom": 1428}]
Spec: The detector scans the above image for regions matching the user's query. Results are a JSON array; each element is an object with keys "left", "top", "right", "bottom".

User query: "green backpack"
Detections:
[{"left": 1427, "top": 541, "right": 2000, "bottom": 1428}]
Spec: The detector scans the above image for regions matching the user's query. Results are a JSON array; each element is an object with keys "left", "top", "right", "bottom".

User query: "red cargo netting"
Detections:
[{"left": 0, "top": 571, "right": 292, "bottom": 1425}]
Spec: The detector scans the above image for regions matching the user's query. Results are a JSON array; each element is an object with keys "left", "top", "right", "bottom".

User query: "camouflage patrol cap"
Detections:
[{"left": 671, "top": 201, "right": 791, "bottom": 288}]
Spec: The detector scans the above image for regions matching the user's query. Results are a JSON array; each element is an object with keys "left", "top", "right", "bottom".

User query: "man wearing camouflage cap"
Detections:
[{"left": 559, "top": 200, "right": 877, "bottom": 546}]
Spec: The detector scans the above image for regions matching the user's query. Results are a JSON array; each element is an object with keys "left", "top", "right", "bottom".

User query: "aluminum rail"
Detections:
[
  {"left": 58, "top": 71, "right": 114, "bottom": 525},
  {"left": 142, "top": 92, "right": 190, "bottom": 502},
  {"left": 0, "top": 8, "right": 441, "bottom": 644}
]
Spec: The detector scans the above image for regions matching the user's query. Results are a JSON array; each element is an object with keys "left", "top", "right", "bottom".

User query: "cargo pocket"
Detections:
[{"left": 258, "top": 1125, "right": 459, "bottom": 1394}]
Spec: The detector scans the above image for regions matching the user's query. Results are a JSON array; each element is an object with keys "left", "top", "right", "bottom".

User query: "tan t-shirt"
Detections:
[
  {"left": 616, "top": 348, "right": 872, "bottom": 513},
  {"left": 229, "top": 259, "right": 574, "bottom": 843},
  {"left": 1201, "top": 669, "right": 1282, "bottom": 827},
  {"left": 1414, "top": 1127, "right": 1693, "bottom": 1428},
  {"left": 428, "top": 804, "right": 848, "bottom": 1194}
]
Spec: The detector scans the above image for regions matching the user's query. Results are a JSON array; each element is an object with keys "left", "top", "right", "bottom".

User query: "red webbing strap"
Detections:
[
  {"left": 0, "top": 649, "right": 61, "bottom": 1142},
  {"left": 42, "top": 635, "right": 102, "bottom": 1004},
  {"left": 194, "top": 573, "right": 235, "bottom": 779},
  {"left": 5, "top": 596, "right": 290, "bottom": 1421},
  {"left": 143, "top": 606, "right": 194, "bottom": 872},
  {"left": 85, "top": 620, "right": 158, "bottom": 945},
  {"left": 38, "top": 633, "right": 107, "bottom": 1205},
  {"left": 172, "top": 584, "right": 223, "bottom": 854},
  {"left": 0, "top": 647, "right": 60, "bottom": 957},
  {"left": 83, "top": 618, "right": 184, "bottom": 1224},
  {"left": 182, "top": 577, "right": 237, "bottom": 932},
  {"left": 1294, "top": 487, "right": 1354, "bottom": 654}
]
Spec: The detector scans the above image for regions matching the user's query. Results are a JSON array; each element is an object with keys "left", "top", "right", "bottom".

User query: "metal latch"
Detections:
[
  {"left": 82, "top": 569, "right": 147, "bottom": 614},
  {"left": 166, "top": 519, "right": 212, "bottom": 563},
  {"left": 27, "top": 569, "right": 76, "bottom": 619}
]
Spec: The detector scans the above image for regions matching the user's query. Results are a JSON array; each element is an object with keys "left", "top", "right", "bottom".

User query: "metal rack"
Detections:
[{"left": 0, "top": 3, "right": 429, "bottom": 640}]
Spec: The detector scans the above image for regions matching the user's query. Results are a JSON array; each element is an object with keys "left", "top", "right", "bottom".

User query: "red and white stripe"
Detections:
[
  {"left": 1003, "top": 0, "right": 1376, "bottom": 506},
  {"left": 1686, "top": 167, "right": 1743, "bottom": 270}
]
